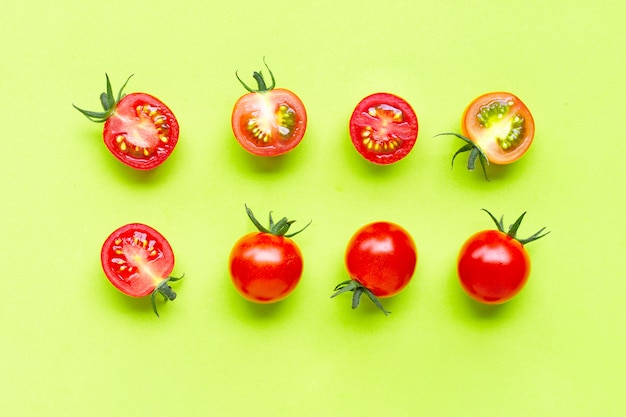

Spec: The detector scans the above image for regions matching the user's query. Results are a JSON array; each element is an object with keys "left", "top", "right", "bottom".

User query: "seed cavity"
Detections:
[
  {"left": 476, "top": 100, "right": 526, "bottom": 150},
  {"left": 359, "top": 104, "right": 404, "bottom": 154},
  {"left": 246, "top": 103, "right": 297, "bottom": 145},
  {"left": 111, "top": 233, "right": 161, "bottom": 277},
  {"left": 113, "top": 104, "right": 171, "bottom": 158}
]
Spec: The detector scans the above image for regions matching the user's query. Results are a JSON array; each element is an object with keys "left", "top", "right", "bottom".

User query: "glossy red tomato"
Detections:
[
  {"left": 332, "top": 221, "right": 417, "bottom": 315},
  {"left": 349, "top": 93, "right": 419, "bottom": 165},
  {"left": 457, "top": 210, "right": 549, "bottom": 304},
  {"left": 74, "top": 74, "right": 179, "bottom": 170},
  {"left": 438, "top": 92, "right": 534, "bottom": 178},
  {"left": 229, "top": 206, "right": 310, "bottom": 303},
  {"left": 231, "top": 61, "right": 307, "bottom": 157},
  {"left": 101, "top": 223, "right": 182, "bottom": 317}
]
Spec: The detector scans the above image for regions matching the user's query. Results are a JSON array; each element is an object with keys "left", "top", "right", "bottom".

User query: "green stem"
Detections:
[
  {"left": 150, "top": 275, "right": 184, "bottom": 318},
  {"left": 331, "top": 279, "right": 391, "bottom": 316},
  {"left": 235, "top": 57, "right": 276, "bottom": 93},
  {"left": 482, "top": 209, "right": 550, "bottom": 245}
]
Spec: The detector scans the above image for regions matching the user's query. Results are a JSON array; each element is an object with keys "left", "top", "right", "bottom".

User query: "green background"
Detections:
[{"left": 2, "top": 0, "right": 624, "bottom": 415}]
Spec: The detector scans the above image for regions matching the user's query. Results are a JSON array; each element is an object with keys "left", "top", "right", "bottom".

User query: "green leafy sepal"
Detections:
[
  {"left": 331, "top": 279, "right": 391, "bottom": 316},
  {"left": 435, "top": 132, "right": 490, "bottom": 180},
  {"left": 150, "top": 274, "right": 184, "bottom": 318},
  {"left": 245, "top": 204, "right": 310, "bottom": 238},
  {"left": 483, "top": 209, "right": 550, "bottom": 245},
  {"left": 73, "top": 74, "right": 133, "bottom": 122}
]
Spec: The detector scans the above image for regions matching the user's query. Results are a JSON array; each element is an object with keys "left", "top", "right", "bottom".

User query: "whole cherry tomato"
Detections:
[
  {"left": 332, "top": 221, "right": 417, "bottom": 315},
  {"left": 100, "top": 223, "right": 183, "bottom": 317},
  {"left": 231, "top": 60, "right": 307, "bottom": 157},
  {"left": 74, "top": 74, "right": 179, "bottom": 170},
  {"left": 438, "top": 92, "right": 534, "bottom": 179},
  {"left": 229, "top": 205, "right": 310, "bottom": 303},
  {"left": 349, "top": 93, "right": 419, "bottom": 165},
  {"left": 457, "top": 209, "right": 549, "bottom": 304}
]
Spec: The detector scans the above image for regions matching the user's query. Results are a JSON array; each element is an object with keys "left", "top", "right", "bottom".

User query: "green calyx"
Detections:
[
  {"left": 245, "top": 204, "right": 310, "bottom": 237},
  {"left": 150, "top": 274, "right": 184, "bottom": 318},
  {"left": 483, "top": 209, "right": 550, "bottom": 245},
  {"left": 435, "top": 132, "right": 490, "bottom": 180},
  {"left": 331, "top": 280, "right": 391, "bottom": 316},
  {"left": 73, "top": 73, "right": 133, "bottom": 122},
  {"left": 235, "top": 57, "right": 276, "bottom": 93}
]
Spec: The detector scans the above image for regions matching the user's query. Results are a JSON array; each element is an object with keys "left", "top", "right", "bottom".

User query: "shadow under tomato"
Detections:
[
  {"left": 226, "top": 132, "right": 303, "bottom": 174},
  {"left": 445, "top": 266, "right": 510, "bottom": 320},
  {"left": 107, "top": 156, "right": 179, "bottom": 185},
  {"left": 462, "top": 296, "right": 510, "bottom": 319},
  {"left": 224, "top": 278, "right": 295, "bottom": 321},
  {"left": 241, "top": 151, "right": 292, "bottom": 173},
  {"left": 100, "top": 277, "right": 150, "bottom": 316},
  {"left": 240, "top": 299, "right": 287, "bottom": 318}
]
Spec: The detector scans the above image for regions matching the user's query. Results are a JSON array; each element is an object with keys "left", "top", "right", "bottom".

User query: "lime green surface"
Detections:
[{"left": 1, "top": 1, "right": 625, "bottom": 416}]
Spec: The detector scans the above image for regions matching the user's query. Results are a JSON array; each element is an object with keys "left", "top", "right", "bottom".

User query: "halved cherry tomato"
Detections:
[
  {"left": 349, "top": 93, "right": 419, "bottom": 165},
  {"left": 231, "top": 60, "right": 307, "bottom": 157},
  {"left": 101, "top": 223, "right": 182, "bottom": 316},
  {"left": 332, "top": 221, "right": 417, "bottom": 315},
  {"left": 229, "top": 205, "right": 310, "bottom": 303},
  {"left": 74, "top": 74, "right": 179, "bottom": 170},
  {"left": 457, "top": 209, "right": 549, "bottom": 304},
  {"left": 438, "top": 92, "right": 534, "bottom": 178}
]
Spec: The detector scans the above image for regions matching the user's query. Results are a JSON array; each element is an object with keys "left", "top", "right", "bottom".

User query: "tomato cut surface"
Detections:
[
  {"left": 74, "top": 75, "right": 179, "bottom": 170},
  {"left": 232, "top": 89, "right": 307, "bottom": 156},
  {"left": 461, "top": 92, "right": 534, "bottom": 165},
  {"left": 231, "top": 61, "right": 307, "bottom": 157},
  {"left": 101, "top": 223, "right": 175, "bottom": 298},
  {"left": 104, "top": 93, "right": 179, "bottom": 170},
  {"left": 349, "top": 93, "right": 418, "bottom": 164}
]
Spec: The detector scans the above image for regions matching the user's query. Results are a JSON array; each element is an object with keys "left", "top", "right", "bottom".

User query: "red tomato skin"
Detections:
[
  {"left": 100, "top": 223, "right": 175, "bottom": 297},
  {"left": 231, "top": 89, "right": 307, "bottom": 157},
  {"left": 345, "top": 222, "right": 417, "bottom": 297},
  {"left": 457, "top": 230, "right": 530, "bottom": 304},
  {"left": 349, "top": 93, "right": 419, "bottom": 165},
  {"left": 103, "top": 93, "right": 180, "bottom": 170},
  {"left": 229, "top": 232, "right": 304, "bottom": 303}
]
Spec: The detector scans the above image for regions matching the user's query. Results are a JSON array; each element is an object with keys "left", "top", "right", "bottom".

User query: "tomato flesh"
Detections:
[
  {"left": 349, "top": 93, "right": 418, "bottom": 165},
  {"left": 231, "top": 89, "right": 307, "bottom": 157},
  {"left": 101, "top": 223, "right": 175, "bottom": 297},
  {"left": 345, "top": 222, "right": 417, "bottom": 297},
  {"left": 457, "top": 230, "right": 530, "bottom": 304},
  {"left": 462, "top": 92, "right": 534, "bottom": 165},
  {"left": 229, "top": 232, "right": 304, "bottom": 303},
  {"left": 104, "top": 93, "right": 179, "bottom": 169}
]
